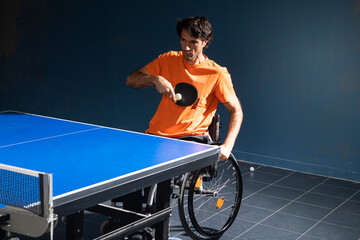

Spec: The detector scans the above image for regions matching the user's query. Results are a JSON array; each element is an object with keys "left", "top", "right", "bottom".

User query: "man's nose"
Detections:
[{"left": 184, "top": 42, "right": 190, "bottom": 50}]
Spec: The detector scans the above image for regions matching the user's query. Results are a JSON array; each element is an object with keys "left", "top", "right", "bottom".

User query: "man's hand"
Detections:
[
  {"left": 127, "top": 67, "right": 176, "bottom": 103},
  {"left": 153, "top": 77, "right": 176, "bottom": 103},
  {"left": 220, "top": 144, "right": 232, "bottom": 160}
]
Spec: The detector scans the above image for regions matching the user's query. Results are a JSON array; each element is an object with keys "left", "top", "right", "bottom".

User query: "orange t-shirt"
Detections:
[{"left": 145, "top": 51, "right": 236, "bottom": 138}]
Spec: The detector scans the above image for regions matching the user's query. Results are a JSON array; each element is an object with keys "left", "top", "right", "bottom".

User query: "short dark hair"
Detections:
[{"left": 176, "top": 16, "right": 213, "bottom": 49}]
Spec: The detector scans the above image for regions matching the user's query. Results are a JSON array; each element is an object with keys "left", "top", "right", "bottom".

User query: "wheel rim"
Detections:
[
  {"left": 188, "top": 155, "right": 242, "bottom": 237},
  {"left": 178, "top": 155, "right": 243, "bottom": 239}
]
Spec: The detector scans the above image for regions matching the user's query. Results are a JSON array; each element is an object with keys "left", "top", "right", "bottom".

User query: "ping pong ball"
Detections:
[
  {"left": 250, "top": 167, "right": 254, "bottom": 172},
  {"left": 175, "top": 93, "right": 182, "bottom": 101}
]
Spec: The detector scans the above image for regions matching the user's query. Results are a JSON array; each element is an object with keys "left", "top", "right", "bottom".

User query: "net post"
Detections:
[{"left": 39, "top": 173, "right": 53, "bottom": 218}]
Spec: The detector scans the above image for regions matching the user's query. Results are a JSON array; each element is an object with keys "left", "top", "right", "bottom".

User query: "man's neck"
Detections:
[{"left": 186, "top": 54, "right": 206, "bottom": 65}]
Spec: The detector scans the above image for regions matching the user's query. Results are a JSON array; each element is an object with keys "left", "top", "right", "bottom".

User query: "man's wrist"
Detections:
[{"left": 150, "top": 75, "right": 161, "bottom": 87}]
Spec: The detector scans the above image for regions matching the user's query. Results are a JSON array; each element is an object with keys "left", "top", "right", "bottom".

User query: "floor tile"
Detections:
[
  {"left": 351, "top": 191, "right": 360, "bottom": 202},
  {"left": 256, "top": 166, "right": 293, "bottom": 177},
  {"left": 296, "top": 192, "right": 345, "bottom": 209},
  {"left": 258, "top": 185, "right": 305, "bottom": 200},
  {"left": 170, "top": 231, "right": 193, "bottom": 240},
  {"left": 280, "top": 202, "right": 331, "bottom": 221},
  {"left": 323, "top": 208, "right": 360, "bottom": 230},
  {"left": 305, "top": 222, "right": 360, "bottom": 240},
  {"left": 275, "top": 172, "right": 327, "bottom": 191},
  {"left": 242, "top": 193, "right": 291, "bottom": 211},
  {"left": 261, "top": 212, "right": 317, "bottom": 234},
  {"left": 337, "top": 199, "right": 360, "bottom": 215},
  {"left": 216, "top": 233, "right": 243, "bottom": 240},
  {"left": 297, "top": 235, "right": 326, "bottom": 240},
  {"left": 242, "top": 170, "right": 286, "bottom": 184},
  {"left": 241, "top": 180, "right": 269, "bottom": 197},
  {"left": 169, "top": 224, "right": 191, "bottom": 239},
  {"left": 311, "top": 183, "right": 358, "bottom": 199},
  {"left": 240, "top": 224, "right": 301, "bottom": 239},
  {"left": 324, "top": 178, "right": 360, "bottom": 190},
  {"left": 223, "top": 218, "right": 256, "bottom": 237},
  {"left": 237, "top": 204, "right": 274, "bottom": 223},
  {"left": 242, "top": 189, "right": 258, "bottom": 199}
]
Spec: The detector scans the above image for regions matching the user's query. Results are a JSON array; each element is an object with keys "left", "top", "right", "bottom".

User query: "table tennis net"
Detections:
[{"left": 0, "top": 167, "right": 48, "bottom": 217}]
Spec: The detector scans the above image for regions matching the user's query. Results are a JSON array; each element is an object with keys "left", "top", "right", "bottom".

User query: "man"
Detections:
[{"left": 127, "top": 16, "right": 243, "bottom": 160}]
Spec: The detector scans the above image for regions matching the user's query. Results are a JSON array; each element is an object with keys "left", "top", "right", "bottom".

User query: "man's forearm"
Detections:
[
  {"left": 220, "top": 98, "right": 243, "bottom": 159},
  {"left": 127, "top": 67, "right": 177, "bottom": 102},
  {"left": 223, "top": 109, "right": 243, "bottom": 150},
  {"left": 126, "top": 68, "right": 157, "bottom": 89}
]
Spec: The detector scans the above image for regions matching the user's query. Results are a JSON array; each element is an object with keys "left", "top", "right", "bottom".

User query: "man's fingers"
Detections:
[
  {"left": 160, "top": 88, "right": 176, "bottom": 102},
  {"left": 168, "top": 88, "right": 176, "bottom": 103},
  {"left": 155, "top": 77, "right": 176, "bottom": 102},
  {"left": 220, "top": 145, "right": 231, "bottom": 161},
  {"left": 220, "top": 153, "right": 228, "bottom": 161}
]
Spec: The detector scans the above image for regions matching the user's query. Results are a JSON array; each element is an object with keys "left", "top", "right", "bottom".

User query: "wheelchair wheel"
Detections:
[{"left": 178, "top": 153, "right": 242, "bottom": 239}]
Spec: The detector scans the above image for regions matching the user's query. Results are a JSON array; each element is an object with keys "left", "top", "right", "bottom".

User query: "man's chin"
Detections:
[{"left": 183, "top": 54, "right": 194, "bottom": 62}]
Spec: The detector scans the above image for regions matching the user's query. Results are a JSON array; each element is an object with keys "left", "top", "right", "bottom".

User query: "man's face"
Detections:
[{"left": 180, "top": 29, "right": 207, "bottom": 65}]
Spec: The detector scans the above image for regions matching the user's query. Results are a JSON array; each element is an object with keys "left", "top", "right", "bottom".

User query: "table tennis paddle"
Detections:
[{"left": 174, "top": 82, "right": 198, "bottom": 106}]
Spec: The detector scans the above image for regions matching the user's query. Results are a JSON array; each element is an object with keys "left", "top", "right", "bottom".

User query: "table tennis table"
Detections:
[{"left": 0, "top": 111, "right": 220, "bottom": 239}]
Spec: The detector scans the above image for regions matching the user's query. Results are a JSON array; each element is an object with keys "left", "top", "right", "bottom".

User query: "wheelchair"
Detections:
[{"left": 101, "top": 114, "right": 243, "bottom": 240}]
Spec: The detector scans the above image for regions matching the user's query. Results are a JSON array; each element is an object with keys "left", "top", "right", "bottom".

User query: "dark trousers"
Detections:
[{"left": 115, "top": 187, "right": 151, "bottom": 213}]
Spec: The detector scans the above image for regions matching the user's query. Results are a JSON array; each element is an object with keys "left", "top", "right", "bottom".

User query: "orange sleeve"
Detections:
[
  {"left": 215, "top": 69, "right": 237, "bottom": 103},
  {"left": 145, "top": 55, "right": 162, "bottom": 76}
]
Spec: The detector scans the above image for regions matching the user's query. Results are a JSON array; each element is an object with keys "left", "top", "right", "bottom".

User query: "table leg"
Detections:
[
  {"left": 154, "top": 179, "right": 171, "bottom": 240},
  {"left": 66, "top": 211, "right": 84, "bottom": 240},
  {"left": 0, "top": 213, "right": 10, "bottom": 239},
  {"left": 0, "top": 230, "right": 5, "bottom": 240}
]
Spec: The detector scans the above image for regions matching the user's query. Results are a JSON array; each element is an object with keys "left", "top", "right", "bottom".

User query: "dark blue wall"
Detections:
[{"left": 1, "top": 0, "right": 359, "bottom": 182}]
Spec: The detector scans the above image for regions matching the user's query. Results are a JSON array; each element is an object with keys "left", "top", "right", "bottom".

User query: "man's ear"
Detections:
[{"left": 202, "top": 40, "right": 208, "bottom": 48}]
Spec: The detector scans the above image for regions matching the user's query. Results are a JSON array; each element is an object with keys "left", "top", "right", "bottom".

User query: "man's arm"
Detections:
[
  {"left": 127, "top": 67, "right": 177, "bottom": 102},
  {"left": 220, "top": 97, "right": 243, "bottom": 160}
]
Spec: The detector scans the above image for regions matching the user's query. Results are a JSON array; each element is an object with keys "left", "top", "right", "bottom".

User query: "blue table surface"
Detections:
[{"left": 0, "top": 111, "right": 217, "bottom": 198}]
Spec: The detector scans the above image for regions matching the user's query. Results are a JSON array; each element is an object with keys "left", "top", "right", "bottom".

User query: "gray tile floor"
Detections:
[
  {"left": 14, "top": 161, "right": 360, "bottom": 240},
  {"left": 169, "top": 161, "right": 360, "bottom": 240}
]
